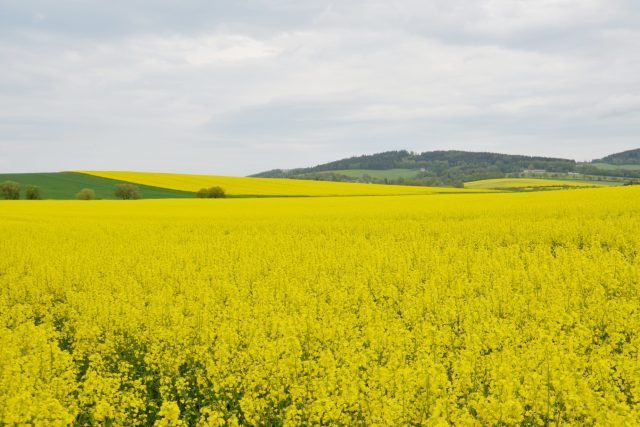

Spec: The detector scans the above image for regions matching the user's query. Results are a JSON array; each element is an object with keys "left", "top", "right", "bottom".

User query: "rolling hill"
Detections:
[
  {"left": 593, "top": 148, "right": 640, "bottom": 165},
  {"left": 578, "top": 149, "right": 640, "bottom": 179},
  {"left": 2, "top": 148, "right": 637, "bottom": 200},
  {"left": 254, "top": 150, "right": 578, "bottom": 187},
  {"left": 77, "top": 171, "right": 483, "bottom": 197},
  {"left": 0, "top": 172, "right": 192, "bottom": 200},
  {"left": 254, "top": 148, "right": 640, "bottom": 187}
]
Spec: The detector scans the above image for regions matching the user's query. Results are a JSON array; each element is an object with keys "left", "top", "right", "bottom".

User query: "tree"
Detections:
[
  {"left": 114, "top": 184, "right": 140, "bottom": 200},
  {"left": 25, "top": 185, "right": 42, "bottom": 200},
  {"left": 0, "top": 181, "right": 20, "bottom": 200},
  {"left": 196, "top": 186, "right": 226, "bottom": 198},
  {"left": 76, "top": 188, "right": 96, "bottom": 200},
  {"left": 209, "top": 186, "right": 225, "bottom": 198}
]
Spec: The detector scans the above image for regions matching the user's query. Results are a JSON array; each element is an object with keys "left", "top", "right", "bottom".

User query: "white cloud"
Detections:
[{"left": 184, "top": 35, "right": 281, "bottom": 65}]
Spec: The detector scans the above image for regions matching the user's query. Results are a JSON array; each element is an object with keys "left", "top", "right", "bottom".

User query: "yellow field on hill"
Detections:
[
  {"left": 76, "top": 171, "right": 476, "bottom": 197},
  {"left": 465, "top": 177, "right": 601, "bottom": 189},
  {"left": 2, "top": 186, "right": 640, "bottom": 425}
]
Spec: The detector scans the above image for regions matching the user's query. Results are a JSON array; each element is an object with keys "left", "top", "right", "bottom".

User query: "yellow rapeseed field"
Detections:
[
  {"left": 1, "top": 187, "right": 639, "bottom": 425},
  {"left": 464, "top": 178, "right": 601, "bottom": 190},
  {"left": 76, "top": 171, "right": 479, "bottom": 197}
]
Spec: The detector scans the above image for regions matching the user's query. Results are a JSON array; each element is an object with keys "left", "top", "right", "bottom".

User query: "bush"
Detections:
[
  {"left": 25, "top": 185, "right": 42, "bottom": 200},
  {"left": 114, "top": 184, "right": 140, "bottom": 200},
  {"left": 76, "top": 188, "right": 96, "bottom": 200},
  {"left": 1, "top": 181, "right": 20, "bottom": 200},
  {"left": 196, "top": 186, "right": 226, "bottom": 198}
]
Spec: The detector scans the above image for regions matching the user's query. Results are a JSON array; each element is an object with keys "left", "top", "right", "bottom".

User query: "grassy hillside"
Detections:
[
  {"left": 464, "top": 178, "right": 602, "bottom": 190},
  {"left": 78, "top": 171, "right": 484, "bottom": 197},
  {"left": 0, "top": 172, "right": 193, "bottom": 200}
]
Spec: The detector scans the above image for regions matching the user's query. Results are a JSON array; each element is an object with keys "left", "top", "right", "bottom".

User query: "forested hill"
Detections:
[
  {"left": 255, "top": 150, "right": 576, "bottom": 177},
  {"left": 253, "top": 150, "right": 577, "bottom": 186},
  {"left": 594, "top": 148, "right": 640, "bottom": 165}
]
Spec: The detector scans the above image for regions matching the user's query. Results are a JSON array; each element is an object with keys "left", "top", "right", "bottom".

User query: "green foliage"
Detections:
[
  {"left": 197, "top": 186, "right": 226, "bottom": 198},
  {"left": 209, "top": 186, "right": 225, "bottom": 198},
  {"left": 25, "top": 185, "right": 42, "bottom": 200},
  {"left": 114, "top": 183, "right": 141, "bottom": 200},
  {"left": 1, "top": 181, "right": 20, "bottom": 199},
  {"left": 76, "top": 188, "right": 96, "bottom": 200},
  {"left": 580, "top": 149, "right": 640, "bottom": 179},
  {"left": 594, "top": 148, "right": 640, "bottom": 165}
]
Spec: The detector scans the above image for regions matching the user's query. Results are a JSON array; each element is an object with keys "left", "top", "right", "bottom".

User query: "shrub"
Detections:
[
  {"left": 0, "top": 181, "right": 20, "bottom": 200},
  {"left": 25, "top": 185, "right": 42, "bottom": 200},
  {"left": 196, "top": 186, "right": 226, "bottom": 198},
  {"left": 114, "top": 184, "right": 141, "bottom": 200},
  {"left": 76, "top": 188, "right": 96, "bottom": 200}
]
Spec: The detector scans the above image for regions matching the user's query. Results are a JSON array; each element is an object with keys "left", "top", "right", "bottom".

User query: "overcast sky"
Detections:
[{"left": 1, "top": 0, "right": 639, "bottom": 175}]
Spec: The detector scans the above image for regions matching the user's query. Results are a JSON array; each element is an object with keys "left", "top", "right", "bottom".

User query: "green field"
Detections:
[
  {"left": 0, "top": 172, "right": 193, "bottom": 200},
  {"left": 306, "top": 169, "right": 421, "bottom": 180},
  {"left": 591, "top": 163, "right": 640, "bottom": 171}
]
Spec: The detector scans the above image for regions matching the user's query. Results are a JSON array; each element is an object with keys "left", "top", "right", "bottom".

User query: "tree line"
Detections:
[
  {"left": 0, "top": 181, "right": 42, "bottom": 199},
  {"left": 1, "top": 181, "right": 226, "bottom": 200}
]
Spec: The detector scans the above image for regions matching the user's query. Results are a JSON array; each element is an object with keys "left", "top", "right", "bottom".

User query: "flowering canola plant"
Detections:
[
  {"left": 1, "top": 187, "right": 639, "bottom": 425},
  {"left": 464, "top": 178, "right": 601, "bottom": 189}
]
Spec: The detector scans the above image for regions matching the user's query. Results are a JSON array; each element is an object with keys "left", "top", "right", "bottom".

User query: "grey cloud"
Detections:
[
  {"left": 0, "top": 1, "right": 325, "bottom": 39},
  {"left": 0, "top": 0, "right": 639, "bottom": 174}
]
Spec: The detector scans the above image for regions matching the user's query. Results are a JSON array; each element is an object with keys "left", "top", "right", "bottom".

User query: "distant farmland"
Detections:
[
  {"left": 591, "top": 163, "right": 640, "bottom": 171},
  {"left": 302, "top": 169, "right": 422, "bottom": 180}
]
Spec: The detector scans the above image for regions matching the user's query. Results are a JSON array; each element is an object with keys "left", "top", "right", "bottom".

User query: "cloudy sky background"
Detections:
[{"left": 1, "top": 0, "right": 639, "bottom": 175}]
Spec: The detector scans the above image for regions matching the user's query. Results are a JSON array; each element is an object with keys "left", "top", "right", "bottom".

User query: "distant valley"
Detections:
[{"left": 253, "top": 148, "right": 640, "bottom": 188}]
